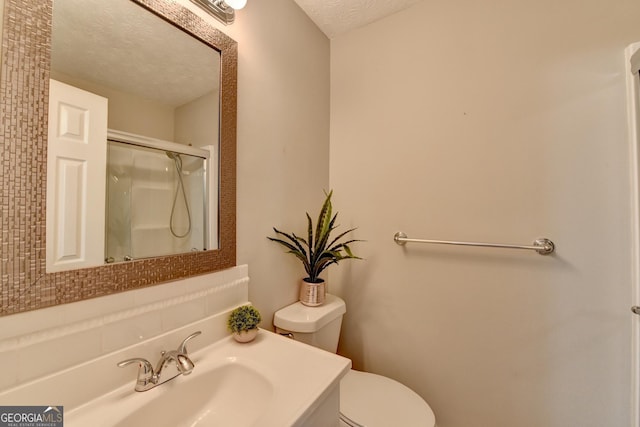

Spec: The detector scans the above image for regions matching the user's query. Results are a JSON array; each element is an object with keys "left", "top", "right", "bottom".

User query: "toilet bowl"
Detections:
[{"left": 274, "top": 294, "right": 436, "bottom": 427}]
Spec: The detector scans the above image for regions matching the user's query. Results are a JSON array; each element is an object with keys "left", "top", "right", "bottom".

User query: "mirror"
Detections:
[
  {"left": 0, "top": 0, "right": 237, "bottom": 316},
  {"left": 50, "top": 0, "right": 221, "bottom": 263}
]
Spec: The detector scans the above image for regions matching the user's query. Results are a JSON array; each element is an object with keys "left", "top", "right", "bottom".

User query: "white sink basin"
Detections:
[
  {"left": 115, "top": 361, "right": 272, "bottom": 427},
  {"left": 65, "top": 330, "right": 350, "bottom": 427}
]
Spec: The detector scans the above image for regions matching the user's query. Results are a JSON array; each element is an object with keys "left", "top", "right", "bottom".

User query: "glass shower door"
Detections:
[{"left": 105, "top": 140, "right": 207, "bottom": 262}]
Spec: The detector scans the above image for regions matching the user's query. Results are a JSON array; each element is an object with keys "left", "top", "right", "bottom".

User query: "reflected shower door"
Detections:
[{"left": 105, "top": 141, "right": 207, "bottom": 262}]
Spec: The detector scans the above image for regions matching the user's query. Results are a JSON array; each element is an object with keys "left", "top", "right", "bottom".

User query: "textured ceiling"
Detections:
[
  {"left": 292, "top": 0, "right": 424, "bottom": 38},
  {"left": 51, "top": 0, "right": 420, "bottom": 103}
]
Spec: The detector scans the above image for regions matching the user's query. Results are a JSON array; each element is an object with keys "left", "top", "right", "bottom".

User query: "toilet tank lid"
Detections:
[{"left": 274, "top": 294, "right": 346, "bottom": 333}]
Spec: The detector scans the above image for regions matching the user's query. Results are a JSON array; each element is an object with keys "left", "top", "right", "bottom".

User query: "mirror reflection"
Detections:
[
  {"left": 0, "top": 0, "right": 236, "bottom": 316},
  {"left": 50, "top": 0, "right": 222, "bottom": 266},
  {"left": 106, "top": 141, "right": 208, "bottom": 263}
]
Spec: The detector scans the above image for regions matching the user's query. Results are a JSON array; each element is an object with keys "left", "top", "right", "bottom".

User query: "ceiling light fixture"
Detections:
[{"left": 189, "top": 0, "right": 247, "bottom": 25}]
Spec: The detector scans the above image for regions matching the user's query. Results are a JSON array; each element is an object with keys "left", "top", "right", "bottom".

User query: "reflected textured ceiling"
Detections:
[
  {"left": 52, "top": 0, "right": 220, "bottom": 107},
  {"left": 293, "top": 0, "right": 424, "bottom": 38}
]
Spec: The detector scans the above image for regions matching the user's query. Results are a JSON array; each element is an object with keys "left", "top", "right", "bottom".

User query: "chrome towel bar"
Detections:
[{"left": 393, "top": 232, "right": 555, "bottom": 256}]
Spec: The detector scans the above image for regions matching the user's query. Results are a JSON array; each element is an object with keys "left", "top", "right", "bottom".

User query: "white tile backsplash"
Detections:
[
  {"left": 101, "top": 311, "right": 164, "bottom": 353},
  {"left": 17, "top": 328, "right": 103, "bottom": 385},
  {"left": 0, "top": 349, "right": 18, "bottom": 389},
  {"left": 0, "top": 265, "right": 250, "bottom": 393},
  {"left": 161, "top": 297, "right": 207, "bottom": 330}
]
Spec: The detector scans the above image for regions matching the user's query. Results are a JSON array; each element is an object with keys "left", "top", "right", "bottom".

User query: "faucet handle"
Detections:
[
  {"left": 117, "top": 357, "right": 153, "bottom": 373},
  {"left": 178, "top": 330, "right": 201, "bottom": 354},
  {"left": 117, "top": 357, "right": 158, "bottom": 391}
]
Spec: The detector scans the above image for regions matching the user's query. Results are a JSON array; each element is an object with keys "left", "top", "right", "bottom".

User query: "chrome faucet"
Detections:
[{"left": 118, "top": 331, "right": 201, "bottom": 392}]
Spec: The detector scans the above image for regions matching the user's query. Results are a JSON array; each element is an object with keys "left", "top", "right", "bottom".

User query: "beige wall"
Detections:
[
  {"left": 175, "top": 0, "right": 330, "bottom": 325},
  {"left": 175, "top": 89, "right": 219, "bottom": 148},
  {"left": 330, "top": 0, "right": 640, "bottom": 426}
]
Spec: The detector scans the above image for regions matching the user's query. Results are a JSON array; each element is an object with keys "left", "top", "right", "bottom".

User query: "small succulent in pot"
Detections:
[{"left": 227, "top": 305, "right": 262, "bottom": 343}]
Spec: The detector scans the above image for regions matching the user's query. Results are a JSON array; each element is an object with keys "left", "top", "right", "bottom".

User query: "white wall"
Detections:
[
  {"left": 175, "top": 0, "right": 330, "bottom": 326},
  {"left": 330, "top": 1, "right": 640, "bottom": 426}
]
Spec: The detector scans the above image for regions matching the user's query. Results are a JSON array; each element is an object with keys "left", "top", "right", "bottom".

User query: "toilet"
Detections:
[{"left": 274, "top": 294, "right": 436, "bottom": 427}]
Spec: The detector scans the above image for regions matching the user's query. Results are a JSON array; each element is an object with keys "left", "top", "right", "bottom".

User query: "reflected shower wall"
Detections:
[{"left": 106, "top": 140, "right": 207, "bottom": 262}]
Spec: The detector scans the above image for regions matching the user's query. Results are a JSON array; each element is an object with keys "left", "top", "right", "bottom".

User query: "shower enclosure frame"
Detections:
[
  {"left": 626, "top": 41, "right": 640, "bottom": 427},
  {"left": 106, "top": 129, "right": 218, "bottom": 259}
]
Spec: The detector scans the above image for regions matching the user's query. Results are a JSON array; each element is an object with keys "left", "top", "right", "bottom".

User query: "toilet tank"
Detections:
[{"left": 274, "top": 294, "right": 346, "bottom": 353}]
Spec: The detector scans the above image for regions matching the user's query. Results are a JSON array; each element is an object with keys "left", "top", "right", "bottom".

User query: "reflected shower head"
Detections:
[{"left": 166, "top": 151, "right": 180, "bottom": 160}]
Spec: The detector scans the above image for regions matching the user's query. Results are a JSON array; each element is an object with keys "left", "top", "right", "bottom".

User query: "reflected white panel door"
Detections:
[
  {"left": 627, "top": 42, "right": 640, "bottom": 427},
  {"left": 46, "top": 79, "right": 107, "bottom": 272}
]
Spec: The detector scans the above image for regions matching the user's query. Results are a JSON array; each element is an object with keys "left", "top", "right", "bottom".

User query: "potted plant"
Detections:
[
  {"left": 227, "top": 305, "right": 262, "bottom": 343},
  {"left": 268, "top": 190, "right": 361, "bottom": 306}
]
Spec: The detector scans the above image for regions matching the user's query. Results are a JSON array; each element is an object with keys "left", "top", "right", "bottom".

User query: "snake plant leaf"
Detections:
[
  {"left": 306, "top": 212, "right": 314, "bottom": 250},
  {"left": 327, "top": 227, "right": 358, "bottom": 249},
  {"left": 314, "top": 190, "right": 333, "bottom": 251},
  {"left": 342, "top": 244, "right": 359, "bottom": 258},
  {"left": 329, "top": 239, "right": 361, "bottom": 254},
  {"left": 314, "top": 213, "right": 338, "bottom": 256},
  {"left": 270, "top": 228, "right": 307, "bottom": 256},
  {"left": 267, "top": 238, "right": 308, "bottom": 265},
  {"left": 268, "top": 230, "right": 309, "bottom": 268}
]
